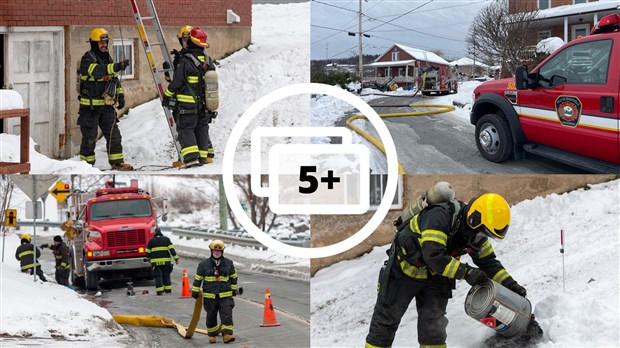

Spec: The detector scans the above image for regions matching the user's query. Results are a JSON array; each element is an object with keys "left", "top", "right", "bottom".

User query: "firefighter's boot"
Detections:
[
  {"left": 111, "top": 162, "right": 134, "bottom": 171},
  {"left": 223, "top": 333, "right": 235, "bottom": 343},
  {"left": 209, "top": 336, "right": 216, "bottom": 344}
]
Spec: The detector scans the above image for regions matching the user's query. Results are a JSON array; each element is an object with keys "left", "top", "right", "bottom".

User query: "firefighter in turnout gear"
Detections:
[
  {"left": 40, "top": 235, "right": 70, "bottom": 286},
  {"left": 366, "top": 192, "right": 527, "bottom": 348},
  {"left": 163, "top": 25, "right": 193, "bottom": 83},
  {"left": 162, "top": 27, "right": 216, "bottom": 166},
  {"left": 15, "top": 234, "right": 47, "bottom": 282},
  {"left": 192, "top": 240, "right": 238, "bottom": 344},
  {"left": 145, "top": 228, "right": 179, "bottom": 295},
  {"left": 78, "top": 27, "right": 133, "bottom": 171}
]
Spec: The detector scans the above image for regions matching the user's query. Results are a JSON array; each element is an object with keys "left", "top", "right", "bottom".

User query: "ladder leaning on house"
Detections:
[{"left": 128, "top": 0, "right": 183, "bottom": 166}]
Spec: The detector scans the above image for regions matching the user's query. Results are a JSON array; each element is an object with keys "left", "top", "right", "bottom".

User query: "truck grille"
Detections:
[{"left": 106, "top": 229, "right": 146, "bottom": 248}]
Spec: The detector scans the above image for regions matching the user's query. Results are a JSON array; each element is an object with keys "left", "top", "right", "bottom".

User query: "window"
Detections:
[
  {"left": 90, "top": 199, "right": 152, "bottom": 220},
  {"left": 537, "top": 39, "right": 612, "bottom": 87},
  {"left": 385, "top": 67, "right": 392, "bottom": 77},
  {"left": 398, "top": 68, "right": 404, "bottom": 76},
  {"left": 572, "top": 24, "right": 589, "bottom": 40},
  {"left": 369, "top": 175, "right": 403, "bottom": 210},
  {"left": 538, "top": 0, "right": 550, "bottom": 10},
  {"left": 573, "top": 0, "right": 587, "bottom": 4},
  {"left": 537, "top": 30, "right": 551, "bottom": 42},
  {"left": 391, "top": 51, "right": 399, "bottom": 61},
  {"left": 112, "top": 39, "right": 135, "bottom": 79}
]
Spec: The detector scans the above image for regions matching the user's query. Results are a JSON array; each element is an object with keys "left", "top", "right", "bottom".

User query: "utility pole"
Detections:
[
  {"left": 326, "top": 43, "right": 328, "bottom": 60},
  {"left": 358, "top": 0, "right": 363, "bottom": 82}
]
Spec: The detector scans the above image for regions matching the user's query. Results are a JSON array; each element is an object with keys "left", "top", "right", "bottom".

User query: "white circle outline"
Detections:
[{"left": 222, "top": 83, "right": 398, "bottom": 259}]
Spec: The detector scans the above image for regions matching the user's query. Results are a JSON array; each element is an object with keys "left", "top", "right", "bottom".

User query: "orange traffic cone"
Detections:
[
  {"left": 179, "top": 268, "right": 192, "bottom": 298},
  {"left": 260, "top": 288, "right": 281, "bottom": 327}
]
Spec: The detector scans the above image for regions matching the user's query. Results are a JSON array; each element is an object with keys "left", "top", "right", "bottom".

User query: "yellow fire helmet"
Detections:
[
  {"left": 209, "top": 239, "right": 225, "bottom": 251},
  {"left": 178, "top": 25, "right": 193, "bottom": 39},
  {"left": 20, "top": 233, "right": 31, "bottom": 242},
  {"left": 466, "top": 193, "right": 510, "bottom": 239},
  {"left": 89, "top": 28, "right": 109, "bottom": 42}
]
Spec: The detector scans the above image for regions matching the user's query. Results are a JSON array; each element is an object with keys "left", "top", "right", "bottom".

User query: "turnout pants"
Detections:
[
  {"left": 152, "top": 264, "right": 173, "bottom": 295},
  {"left": 78, "top": 105, "right": 124, "bottom": 165},
  {"left": 366, "top": 272, "right": 451, "bottom": 348},
  {"left": 177, "top": 110, "right": 211, "bottom": 163},
  {"left": 55, "top": 267, "right": 70, "bottom": 286},
  {"left": 204, "top": 297, "right": 234, "bottom": 336},
  {"left": 23, "top": 266, "right": 47, "bottom": 282}
]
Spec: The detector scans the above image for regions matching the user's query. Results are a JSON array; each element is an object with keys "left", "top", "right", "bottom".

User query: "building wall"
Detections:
[
  {"left": 310, "top": 174, "right": 617, "bottom": 276},
  {"left": 376, "top": 46, "right": 414, "bottom": 63},
  {"left": 508, "top": 0, "right": 599, "bottom": 14}
]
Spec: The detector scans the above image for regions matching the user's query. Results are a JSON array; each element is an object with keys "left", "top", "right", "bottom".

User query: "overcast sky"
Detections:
[{"left": 311, "top": 0, "right": 492, "bottom": 61}]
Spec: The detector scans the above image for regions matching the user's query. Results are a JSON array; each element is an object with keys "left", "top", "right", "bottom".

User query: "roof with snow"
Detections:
[
  {"left": 449, "top": 57, "right": 490, "bottom": 68},
  {"left": 533, "top": 0, "right": 620, "bottom": 20},
  {"left": 372, "top": 44, "right": 450, "bottom": 66}
]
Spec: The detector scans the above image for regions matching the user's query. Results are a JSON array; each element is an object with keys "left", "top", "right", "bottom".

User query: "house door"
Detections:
[{"left": 4, "top": 29, "right": 64, "bottom": 158}]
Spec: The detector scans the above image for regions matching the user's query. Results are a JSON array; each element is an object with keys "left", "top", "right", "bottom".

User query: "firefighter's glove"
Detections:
[
  {"left": 232, "top": 290, "right": 237, "bottom": 296},
  {"left": 393, "top": 216, "right": 403, "bottom": 227},
  {"left": 170, "top": 49, "right": 180, "bottom": 61},
  {"left": 117, "top": 94, "right": 125, "bottom": 109},
  {"left": 191, "top": 291, "right": 200, "bottom": 299},
  {"left": 162, "top": 61, "right": 171, "bottom": 70},
  {"left": 40, "top": 244, "right": 47, "bottom": 249},
  {"left": 114, "top": 59, "right": 130, "bottom": 72},
  {"left": 464, "top": 266, "right": 487, "bottom": 287},
  {"left": 505, "top": 280, "right": 527, "bottom": 297}
]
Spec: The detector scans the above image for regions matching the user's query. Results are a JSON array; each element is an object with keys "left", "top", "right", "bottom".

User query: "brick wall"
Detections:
[
  {"left": 509, "top": 0, "right": 600, "bottom": 14},
  {"left": 0, "top": 0, "right": 251, "bottom": 27}
]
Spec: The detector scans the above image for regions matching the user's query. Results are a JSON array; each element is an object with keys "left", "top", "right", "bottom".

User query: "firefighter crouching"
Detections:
[
  {"left": 365, "top": 192, "right": 528, "bottom": 348},
  {"left": 192, "top": 240, "right": 238, "bottom": 344},
  {"left": 146, "top": 228, "right": 179, "bottom": 295},
  {"left": 78, "top": 27, "right": 133, "bottom": 171},
  {"left": 15, "top": 234, "right": 47, "bottom": 282},
  {"left": 40, "top": 235, "right": 71, "bottom": 286}
]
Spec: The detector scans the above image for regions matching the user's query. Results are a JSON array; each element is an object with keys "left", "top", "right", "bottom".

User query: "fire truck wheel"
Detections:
[
  {"left": 85, "top": 269, "right": 99, "bottom": 291},
  {"left": 475, "top": 114, "right": 514, "bottom": 162}
]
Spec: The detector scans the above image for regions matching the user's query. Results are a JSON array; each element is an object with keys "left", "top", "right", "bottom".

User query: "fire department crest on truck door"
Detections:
[{"left": 555, "top": 96, "right": 582, "bottom": 127}]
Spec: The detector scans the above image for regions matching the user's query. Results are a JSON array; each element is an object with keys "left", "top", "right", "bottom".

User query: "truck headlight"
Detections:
[{"left": 93, "top": 250, "right": 110, "bottom": 257}]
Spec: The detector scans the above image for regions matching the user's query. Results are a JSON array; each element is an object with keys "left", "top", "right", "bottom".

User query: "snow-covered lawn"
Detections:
[{"left": 311, "top": 179, "right": 620, "bottom": 347}]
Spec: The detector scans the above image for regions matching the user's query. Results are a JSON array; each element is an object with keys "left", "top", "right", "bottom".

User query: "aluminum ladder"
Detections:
[{"left": 128, "top": 0, "right": 183, "bottom": 166}]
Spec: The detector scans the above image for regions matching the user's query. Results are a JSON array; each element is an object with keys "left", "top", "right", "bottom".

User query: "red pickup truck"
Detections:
[{"left": 470, "top": 14, "right": 620, "bottom": 173}]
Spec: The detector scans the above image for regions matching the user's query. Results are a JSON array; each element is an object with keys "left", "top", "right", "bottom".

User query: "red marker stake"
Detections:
[{"left": 561, "top": 229, "right": 566, "bottom": 293}]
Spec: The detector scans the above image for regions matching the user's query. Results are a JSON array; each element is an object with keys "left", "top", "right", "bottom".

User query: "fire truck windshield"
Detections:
[{"left": 90, "top": 199, "right": 152, "bottom": 221}]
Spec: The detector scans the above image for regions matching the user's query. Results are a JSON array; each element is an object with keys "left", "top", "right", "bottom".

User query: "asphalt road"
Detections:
[
  {"left": 35, "top": 236, "right": 310, "bottom": 347},
  {"left": 342, "top": 94, "right": 589, "bottom": 174}
]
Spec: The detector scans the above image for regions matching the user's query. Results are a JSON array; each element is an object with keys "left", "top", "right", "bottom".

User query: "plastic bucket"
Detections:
[{"left": 464, "top": 280, "right": 532, "bottom": 338}]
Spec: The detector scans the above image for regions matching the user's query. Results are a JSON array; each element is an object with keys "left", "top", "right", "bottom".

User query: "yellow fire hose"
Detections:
[
  {"left": 345, "top": 102, "right": 456, "bottom": 174},
  {"left": 113, "top": 291, "right": 208, "bottom": 338}
]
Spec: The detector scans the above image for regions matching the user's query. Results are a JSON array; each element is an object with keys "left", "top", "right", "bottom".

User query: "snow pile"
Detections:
[
  {"left": 537, "top": 37, "right": 565, "bottom": 55},
  {"left": 311, "top": 180, "right": 620, "bottom": 347},
  {"left": 0, "top": 90, "right": 24, "bottom": 110},
  {"left": 0, "top": 235, "right": 127, "bottom": 343}
]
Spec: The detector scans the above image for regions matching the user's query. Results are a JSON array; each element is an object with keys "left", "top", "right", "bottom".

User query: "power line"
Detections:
[{"left": 365, "top": 0, "right": 434, "bottom": 32}]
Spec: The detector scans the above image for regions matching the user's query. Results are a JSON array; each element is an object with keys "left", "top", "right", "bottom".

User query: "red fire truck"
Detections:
[
  {"left": 68, "top": 180, "right": 168, "bottom": 290},
  {"left": 470, "top": 14, "right": 620, "bottom": 173},
  {"left": 421, "top": 66, "right": 458, "bottom": 96}
]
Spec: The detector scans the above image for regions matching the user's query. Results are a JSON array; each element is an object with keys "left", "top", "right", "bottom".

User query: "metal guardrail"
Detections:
[
  {"left": 12, "top": 220, "right": 61, "bottom": 229},
  {"left": 172, "top": 227, "right": 309, "bottom": 249}
]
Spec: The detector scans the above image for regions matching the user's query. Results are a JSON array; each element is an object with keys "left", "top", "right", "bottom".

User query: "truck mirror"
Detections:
[
  {"left": 515, "top": 65, "right": 529, "bottom": 90},
  {"left": 550, "top": 75, "right": 567, "bottom": 86},
  {"left": 161, "top": 213, "right": 168, "bottom": 222}
]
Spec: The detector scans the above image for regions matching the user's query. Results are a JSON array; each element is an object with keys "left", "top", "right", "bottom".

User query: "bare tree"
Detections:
[
  {"left": 465, "top": 0, "right": 540, "bottom": 76},
  {"left": 228, "top": 175, "right": 278, "bottom": 232}
]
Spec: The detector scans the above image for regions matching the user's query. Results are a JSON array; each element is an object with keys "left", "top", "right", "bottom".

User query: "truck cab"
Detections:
[
  {"left": 69, "top": 183, "right": 167, "bottom": 290},
  {"left": 470, "top": 14, "right": 620, "bottom": 173}
]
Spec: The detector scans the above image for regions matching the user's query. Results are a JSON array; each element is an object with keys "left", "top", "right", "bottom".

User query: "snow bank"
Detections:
[
  {"left": 0, "top": 90, "right": 24, "bottom": 110},
  {"left": 0, "top": 234, "right": 127, "bottom": 342},
  {"left": 311, "top": 180, "right": 620, "bottom": 347}
]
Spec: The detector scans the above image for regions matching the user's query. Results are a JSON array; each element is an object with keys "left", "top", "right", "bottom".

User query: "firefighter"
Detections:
[
  {"left": 15, "top": 234, "right": 47, "bottom": 282},
  {"left": 365, "top": 193, "right": 528, "bottom": 348},
  {"left": 192, "top": 240, "right": 238, "bottom": 344},
  {"left": 163, "top": 25, "right": 193, "bottom": 83},
  {"left": 78, "top": 27, "right": 133, "bottom": 171},
  {"left": 162, "top": 27, "right": 216, "bottom": 167},
  {"left": 145, "top": 227, "right": 179, "bottom": 295},
  {"left": 40, "top": 235, "right": 70, "bottom": 286}
]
